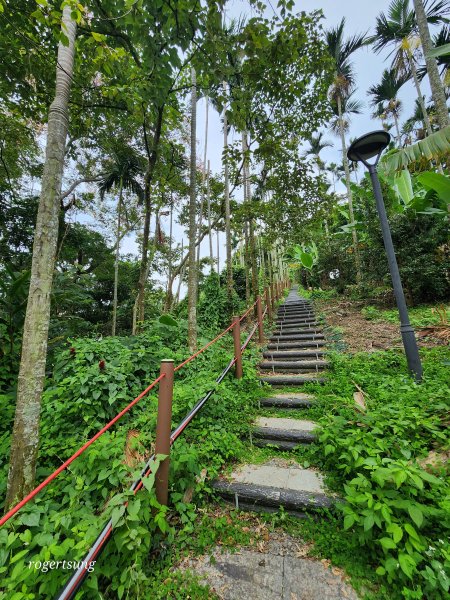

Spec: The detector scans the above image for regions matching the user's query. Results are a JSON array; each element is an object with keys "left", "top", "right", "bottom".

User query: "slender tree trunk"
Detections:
[
  {"left": 175, "top": 239, "right": 184, "bottom": 304},
  {"left": 187, "top": 68, "right": 198, "bottom": 352},
  {"left": 112, "top": 178, "right": 123, "bottom": 336},
  {"left": 216, "top": 231, "right": 220, "bottom": 276},
  {"left": 196, "top": 97, "right": 209, "bottom": 269},
  {"left": 337, "top": 95, "right": 362, "bottom": 284},
  {"left": 206, "top": 160, "right": 214, "bottom": 271},
  {"left": 413, "top": 0, "right": 450, "bottom": 130},
  {"left": 393, "top": 110, "right": 401, "bottom": 146},
  {"left": 135, "top": 105, "right": 165, "bottom": 328},
  {"left": 408, "top": 53, "right": 433, "bottom": 136},
  {"left": 242, "top": 131, "right": 258, "bottom": 299},
  {"left": 164, "top": 194, "right": 174, "bottom": 311},
  {"left": 5, "top": 7, "right": 76, "bottom": 508},
  {"left": 222, "top": 82, "right": 233, "bottom": 307},
  {"left": 244, "top": 224, "right": 251, "bottom": 306}
]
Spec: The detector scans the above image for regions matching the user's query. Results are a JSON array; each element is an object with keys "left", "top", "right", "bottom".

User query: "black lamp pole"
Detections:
[{"left": 348, "top": 131, "right": 423, "bottom": 381}]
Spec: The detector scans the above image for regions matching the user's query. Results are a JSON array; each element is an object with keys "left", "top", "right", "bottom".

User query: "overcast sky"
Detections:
[{"left": 120, "top": 0, "right": 435, "bottom": 290}]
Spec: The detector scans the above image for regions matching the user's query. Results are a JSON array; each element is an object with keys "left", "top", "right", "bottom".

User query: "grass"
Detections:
[{"left": 361, "top": 304, "right": 450, "bottom": 328}]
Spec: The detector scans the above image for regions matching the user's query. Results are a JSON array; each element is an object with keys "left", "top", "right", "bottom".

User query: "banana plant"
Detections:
[
  {"left": 389, "top": 168, "right": 449, "bottom": 215},
  {"left": 285, "top": 242, "right": 319, "bottom": 271}
]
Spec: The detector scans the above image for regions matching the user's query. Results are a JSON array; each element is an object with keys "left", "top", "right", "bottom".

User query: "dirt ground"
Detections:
[{"left": 315, "top": 299, "right": 445, "bottom": 353}]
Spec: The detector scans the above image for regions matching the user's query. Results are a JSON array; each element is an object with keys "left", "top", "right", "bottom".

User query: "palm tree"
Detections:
[
  {"left": 302, "top": 132, "right": 333, "bottom": 174},
  {"left": 412, "top": 0, "right": 450, "bottom": 129},
  {"left": 326, "top": 18, "right": 367, "bottom": 283},
  {"left": 368, "top": 69, "right": 409, "bottom": 144},
  {"left": 6, "top": 5, "right": 77, "bottom": 508},
  {"left": 371, "top": 0, "right": 450, "bottom": 137},
  {"left": 98, "top": 145, "right": 144, "bottom": 336},
  {"left": 418, "top": 24, "right": 450, "bottom": 90}
]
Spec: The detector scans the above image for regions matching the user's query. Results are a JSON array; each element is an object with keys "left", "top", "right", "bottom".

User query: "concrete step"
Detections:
[
  {"left": 269, "top": 333, "right": 325, "bottom": 342},
  {"left": 259, "top": 360, "right": 328, "bottom": 371},
  {"left": 272, "top": 329, "right": 322, "bottom": 337},
  {"left": 276, "top": 315, "right": 317, "bottom": 327},
  {"left": 260, "top": 394, "right": 315, "bottom": 408},
  {"left": 266, "top": 340, "right": 326, "bottom": 350},
  {"left": 252, "top": 417, "right": 317, "bottom": 444},
  {"left": 252, "top": 438, "right": 302, "bottom": 451},
  {"left": 263, "top": 350, "right": 326, "bottom": 359},
  {"left": 260, "top": 375, "right": 326, "bottom": 386},
  {"left": 275, "top": 321, "right": 322, "bottom": 330},
  {"left": 276, "top": 313, "right": 315, "bottom": 319},
  {"left": 213, "top": 463, "right": 333, "bottom": 513}
]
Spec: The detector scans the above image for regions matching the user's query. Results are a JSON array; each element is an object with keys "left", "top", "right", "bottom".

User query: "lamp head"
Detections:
[{"left": 347, "top": 130, "right": 391, "bottom": 165}]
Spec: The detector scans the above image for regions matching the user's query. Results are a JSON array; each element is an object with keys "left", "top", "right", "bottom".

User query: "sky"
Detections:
[{"left": 117, "top": 0, "right": 434, "bottom": 292}]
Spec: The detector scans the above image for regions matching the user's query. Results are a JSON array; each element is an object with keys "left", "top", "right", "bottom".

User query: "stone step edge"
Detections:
[
  {"left": 259, "top": 397, "right": 314, "bottom": 408},
  {"left": 252, "top": 438, "right": 304, "bottom": 451},
  {"left": 252, "top": 426, "right": 316, "bottom": 442},
  {"left": 212, "top": 480, "right": 334, "bottom": 511},
  {"left": 260, "top": 376, "right": 326, "bottom": 386},
  {"left": 260, "top": 360, "right": 328, "bottom": 368}
]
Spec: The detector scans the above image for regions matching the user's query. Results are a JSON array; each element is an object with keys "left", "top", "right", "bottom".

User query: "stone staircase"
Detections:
[
  {"left": 259, "top": 289, "right": 327, "bottom": 387},
  {"left": 213, "top": 286, "right": 333, "bottom": 517}
]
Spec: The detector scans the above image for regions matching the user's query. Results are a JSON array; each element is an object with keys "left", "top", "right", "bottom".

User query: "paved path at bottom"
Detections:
[{"left": 179, "top": 534, "right": 359, "bottom": 600}]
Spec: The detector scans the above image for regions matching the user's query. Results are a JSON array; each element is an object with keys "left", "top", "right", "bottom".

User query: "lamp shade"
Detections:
[{"left": 347, "top": 130, "right": 391, "bottom": 163}]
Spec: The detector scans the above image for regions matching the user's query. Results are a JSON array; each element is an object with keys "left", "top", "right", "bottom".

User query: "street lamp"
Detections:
[{"left": 348, "top": 131, "right": 423, "bottom": 381}]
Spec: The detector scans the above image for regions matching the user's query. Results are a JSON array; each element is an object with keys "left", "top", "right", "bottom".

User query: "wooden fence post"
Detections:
[
  {"left": 256, "top": 295, "right": 264, "bottom": 343},
  {"left": 155, "top": 359, "right": 174, "bottom": 506},
  {"left": 232, "top": 316, "right": 243, "bottom": 378},
  {"left": 265, "top": 287, "right": 272, "bottom": 322}
]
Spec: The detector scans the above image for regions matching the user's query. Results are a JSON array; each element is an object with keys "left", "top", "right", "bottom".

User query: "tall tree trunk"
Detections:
[
  {"left": 187, "top": 68, "right": 198, "bottom": 352},
  {"left": 337, "top": 95, "right": 362, "bottom": 284},
  {"left": 222, "top": 82, "right": 233, "bottom": 307},
  {"left": 112, "top": 178, "right": 123, "bottom": 336},
  {"left": 413, "top": 0, "right": 450, "bottom": 130},
  {"left": 5, "top": 6, "right": 76, "bottom": 508},
  {"left": 175, "top": 239, "right": 184, "bottom": 304},
  {"left": 164, "top": 194, "right": 174, "bottom": 311},
  {"left": 135, "top": 105, "right": 165, "bottom": 328},
  {"left": 206, "top": 160, "right": 214, "bottom": 271},
  {"left": 244, "top": 224, "right": 251, "bottom": 306},
  {"left": 393, "top": 110, "right": 401, "bottom": 146},
  {"left": 408, "top": 53, "right": 433, "bottom": 136},
  {"left": 242, "top": 131, "right": 258, "bottom": 299},
  {"left": 196, "top": 97, "right": 209, "bottom": 269},
  {"left": 216, "top": 230, "right": 220, "bottom": 276}
]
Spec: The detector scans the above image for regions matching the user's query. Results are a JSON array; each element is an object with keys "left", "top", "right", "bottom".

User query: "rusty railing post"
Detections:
[
  {"left": 271, "top": 282, "right": 276, "bottom": 309},
  {"left": 256, "top": 295, "right": 264, "bottom": 343},
  {"left": 155, "top": 359, "right": 174, "bottom": 506},
  {"left": 232, "top": 316, "right": 243, "bottom": 378},
  {"left": 265, "top": 287, "right": 272, "bottom": 322}
]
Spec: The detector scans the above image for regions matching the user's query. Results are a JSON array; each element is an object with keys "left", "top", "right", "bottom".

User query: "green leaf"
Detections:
[
  {"left": 300, "top": 251, "right": 313, "bottom": 269},
  {"left": 376, "top": 566, "right": 386, "bottom": 576},
  {"left": 91, "top": 32, "right": 106, "bottom": 42},
  {"left": 408, "top": 506, "right": 423, "bottom": 528},
  {"left": 427, "top": 43, "right": 450, "bottom": 58},
  {"left": 379, "top": 537, "right": 396, "bottom": 550},
  {"left": 398, "top": 553, "right": 416, "bottom": 578},
  {"left": 387, "top": 523, "right": 403, "bottom": 544},
  {"left": 363, "top": 513, "right": 375, "bottom": 531},
  {"left": 344, "top": 514, "right": 356, "bottom": 530},
  {"left": 10, "top": 549, "right": 29, "bottom": 564},
  {"left": 417, "top": 171, "right": 450, "bottom": 202},
  {"left": 159, "top": 314, "right": 178, "bottom": 327},
  {"left": 20, "top": 512, "right": 40, "bottom": 527},
  {"left": 393, "top": 170, "right": 413, "bottom": 206},
  {"left": 111, "top": 505, "right": 126, "bottom": 527}
]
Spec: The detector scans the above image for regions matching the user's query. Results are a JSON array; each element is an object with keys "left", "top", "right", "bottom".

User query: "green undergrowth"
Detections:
[
  {"left": 283, "top": 348, "right": 450, "bottom": 600},
  {"left": 361, "top": 304, "right": 450, "bottom": 327},
  {"left": 0, "top": 317, "right": 264, "bottom": 599}
]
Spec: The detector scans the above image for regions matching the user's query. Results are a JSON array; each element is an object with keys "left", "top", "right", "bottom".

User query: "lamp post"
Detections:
[{"left": 347, "top": 131, "right": 423, "bottom": 381}]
